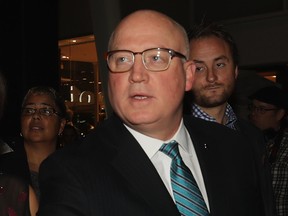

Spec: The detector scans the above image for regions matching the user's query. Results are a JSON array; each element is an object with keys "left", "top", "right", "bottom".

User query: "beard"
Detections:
[{"left": 192, "top": 84, "right": 233, "bottom": 108}]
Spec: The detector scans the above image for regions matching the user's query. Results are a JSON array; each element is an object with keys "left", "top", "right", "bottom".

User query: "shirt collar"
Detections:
[
  {"left": 191, "top": 103, "right": 237, "bottom": 129},
  {"left": 124, "top": 119, "right": 190, "bottom": 159}
]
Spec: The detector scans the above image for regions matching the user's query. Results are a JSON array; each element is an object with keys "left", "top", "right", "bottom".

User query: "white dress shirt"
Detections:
[{"left": 124, "top": 119, "right": 210, "bottom": 211}]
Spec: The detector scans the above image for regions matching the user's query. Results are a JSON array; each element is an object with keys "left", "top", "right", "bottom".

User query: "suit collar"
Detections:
[{"left": 107, "top": 115, "right": 180, "bottom": 215}]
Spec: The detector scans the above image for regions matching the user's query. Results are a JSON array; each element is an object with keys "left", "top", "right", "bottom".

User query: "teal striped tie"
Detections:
[{"left": 160, "top": 141, "right": 209, "bottom": 216}]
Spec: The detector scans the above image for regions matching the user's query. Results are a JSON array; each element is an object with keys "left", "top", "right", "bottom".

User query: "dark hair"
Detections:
[
  {"left": 22, "top": 86, "right": 67, "bottom": 119},
  {"left": 187, "top": 22, "right": 239, "bottom": 67},
  {"left": 0, "top": 72, "right": 7, "bottom": 119},
  {"left": 249, "top": 85, "right": 288, "bottom": 110}
]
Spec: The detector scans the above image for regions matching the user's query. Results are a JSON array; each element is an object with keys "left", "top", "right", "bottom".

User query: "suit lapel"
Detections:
[
  {"left": 184, "top": 116, "right": 246, "bottom": 215},
  {"left": 106, "top": 115, "right": 180, "bottom": 215}
]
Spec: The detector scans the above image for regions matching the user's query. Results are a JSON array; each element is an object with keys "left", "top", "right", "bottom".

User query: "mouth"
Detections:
[
  {"left": 30, "top": 126, "right": 44, "bottom": 130},
  {"left": 205, "top": 85, "right": 221, "bottom": 90},
  {"left": 133, "top": 95, "right": 148, "bottom": 100}
]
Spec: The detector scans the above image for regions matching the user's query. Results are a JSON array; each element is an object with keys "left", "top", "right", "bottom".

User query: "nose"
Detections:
[
  {"left": 250, "top": 109, "right": 256, "bottom": 115},
  {"left": 248, "top": 109, "right": 259, "bottom": 122},
  {"left": 206, "top": 68, "right": 217, "bottom": 83},
  {"left": 249, "top": 106, "right": 259, "bottom": 115},
  {"left": 32, "top": 110, "right": 41, "bottom": 119},
  {"left": 129, "top": 55, "right": 148, "bottom": 83}
]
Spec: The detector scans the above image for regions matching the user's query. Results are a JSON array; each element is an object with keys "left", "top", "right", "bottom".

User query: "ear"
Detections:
[
  {"left": 276, "top": 109, "right": 286, "bottom": 121},
  {"left": 58, "top": 118, "right": 67, "bottom": 135},
  {"left": 184, "top": 60, "right": 195, "bottom": 91},
  {"left": 234, "top": 66, "right": 239, "bottom": 79}
]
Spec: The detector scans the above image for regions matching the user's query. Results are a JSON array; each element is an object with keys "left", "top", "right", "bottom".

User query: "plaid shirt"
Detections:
[
  {"left": 191, "top": 103, "right": 238, "bottom": 130},
  {"left": 269, "top": 130, "right": 288, "bottom": 216}
]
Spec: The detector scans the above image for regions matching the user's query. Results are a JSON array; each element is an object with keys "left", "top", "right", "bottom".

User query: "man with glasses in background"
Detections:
[
  {"left": 249, "top": 85, "right": 288, "bottom": 135},
  {"left": 38, "top": 10, "right": 271, "bottom": 216},
  {"left": 249, "top": 85, "right": 288, "bottom": 216},
  {"left": 1, "top": 86, "right": 67, "bottom": 202}
]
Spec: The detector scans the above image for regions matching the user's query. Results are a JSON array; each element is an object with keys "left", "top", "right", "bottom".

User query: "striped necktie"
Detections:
[{"left": 160, "top": 140, "right": 209, "bottom": 216}]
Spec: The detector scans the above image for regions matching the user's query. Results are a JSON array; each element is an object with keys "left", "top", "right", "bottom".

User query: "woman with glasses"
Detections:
[
  {"left": 249, "top": 85, "right": 288, "bottom": 216},
  {"left": 2, "top": 86, "right": 67, "bottom": 203},
  {"left": 20, "top": 86, "right": 67, "bottom": 201}
]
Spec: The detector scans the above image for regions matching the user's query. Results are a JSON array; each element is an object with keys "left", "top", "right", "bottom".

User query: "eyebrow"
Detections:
[
  {"left": 23, "top": 103, "right": 54, "bottom": 108},
  {"left": 193, "top": 55, "right": 230, "bottom": 64},
  {"left": 214, "top": 55, "right": 229, "bottom": 62},
  {"left": 193, "top": 60, "right": 204, "bottom": 64}
]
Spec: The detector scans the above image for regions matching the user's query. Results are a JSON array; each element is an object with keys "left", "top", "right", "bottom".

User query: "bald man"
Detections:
[{"left": 38, "top": 10, "right": 269, "bottom": 216}]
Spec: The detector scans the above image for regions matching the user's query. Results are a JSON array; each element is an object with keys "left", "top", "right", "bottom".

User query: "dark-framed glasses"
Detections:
[
  {"left": 106, "top": 48, "right": 187, "bottom": 73},
  {"left": 22, "top": 107, "right": 59, "bottom": 117},
  {"left": 248, "top": 104, "right": 279, "bottom": 114}
]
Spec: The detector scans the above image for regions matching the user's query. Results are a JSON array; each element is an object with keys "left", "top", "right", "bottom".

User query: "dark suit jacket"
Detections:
[
  {"left": 0, "top": 139, "right": 31, "bottom": 185},
  {"left": 37, "top": 114, "right": 271, "bottom": 216},
  {"left": 234, "top": 119, "right": 276, "bottom": 216}
]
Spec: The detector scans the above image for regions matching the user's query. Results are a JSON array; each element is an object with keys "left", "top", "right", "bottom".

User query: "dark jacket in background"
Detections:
[{"left": 0, "top": 139, "right": 30, "bottom": 185}]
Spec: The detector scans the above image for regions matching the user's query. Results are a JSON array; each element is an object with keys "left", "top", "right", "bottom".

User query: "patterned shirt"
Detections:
[
  {"left": 269, "top": 129, "right": 288, "bottom": 216},
  {"left": 191, "top": 103, "right": 238, "bottom": 130}
]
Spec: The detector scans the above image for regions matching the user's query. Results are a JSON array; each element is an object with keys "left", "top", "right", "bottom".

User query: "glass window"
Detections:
[{"left": 59, "top": 35, "right": 106, "bottom": 137}]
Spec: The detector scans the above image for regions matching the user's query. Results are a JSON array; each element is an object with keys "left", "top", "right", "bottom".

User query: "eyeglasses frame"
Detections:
[
  {"left": 106, "top": 47, "right": 187, "bottom": 73},
  {"left": 249, "top": 104, "right": 279, "bottom": 114},
  {"left": 21, "top": 107, "right": 60, "bottom": 117}
]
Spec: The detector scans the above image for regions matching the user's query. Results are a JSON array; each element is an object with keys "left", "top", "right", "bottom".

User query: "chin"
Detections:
[{"left": 125, "top": 112, "right": 152, "bottom": 124}]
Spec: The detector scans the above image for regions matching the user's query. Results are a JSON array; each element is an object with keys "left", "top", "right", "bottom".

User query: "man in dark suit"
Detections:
[{"left": 38, "top": 10, "right": 271, "bottom": 216}]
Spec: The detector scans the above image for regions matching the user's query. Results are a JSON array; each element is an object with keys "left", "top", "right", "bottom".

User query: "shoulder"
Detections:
[
  {"left": 183, "top": 115, "right": 236, "bottom": 134},
  {"left": 0, "top": 173, "right": 29, "bottom": 207},
  {"left": 183, "top": 115, "right": 244, "bottom": 148},
  {"left": 236, "top": 118, "right": 262, "bottom": 134},
  {"left": 42, "top": 115, "right": 124, "bottom": 168},
  {"left": 0, "top": 138, "right": 13, "bottom": 154},
  {"left": 0, "top": 142, "right": 30, "bottom": 184},
  {"left": 0, "top": 173, "right": 27, "bottom": 188},
  {"left": 235, "top": 118, "right": 265, "bottom": 143}
]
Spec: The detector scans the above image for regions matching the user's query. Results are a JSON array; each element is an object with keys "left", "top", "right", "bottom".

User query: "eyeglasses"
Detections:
[
  {"left": 22, "top": 107, "right": 60, "bottom": 117},
  {"left": 248, "top": 105, "right": 279, "bottom": 114},
  {"left": 106, "top": 48, "right": 187, "bottom": 73}
]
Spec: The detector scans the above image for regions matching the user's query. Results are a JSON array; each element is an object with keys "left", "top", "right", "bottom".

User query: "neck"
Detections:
[
  {"left": 199, "top": 104, "right": 227, "bottom": 124},
  {"left": 24, "top": 141, "right": 57, "bottom": 172}
]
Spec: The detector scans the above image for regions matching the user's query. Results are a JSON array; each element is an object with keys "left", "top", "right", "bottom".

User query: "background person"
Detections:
[
  {"left": 186, "top": 22, "right": 275, "bottom": 215},
  {"left": 0, "top": 173, "right": 38, "bottom": 216},
  {"left": 0, "top": 71, "right": 13, "bottom": 155},
  {"left": 0, "top": 86, "right": 67, "bottom": 202},
  {"left": 0, "top": 71, "right": 38, "bottom": 216},
  {"left": 185, "top": 21, "right": 239, "bottom": 127},
  {"left": 249, "top": 85, "right": 288, "bottom": 216}
]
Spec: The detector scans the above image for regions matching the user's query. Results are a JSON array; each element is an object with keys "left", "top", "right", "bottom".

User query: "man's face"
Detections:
[
  {"left": 189, "top": 36, "right": 238, "bottom": 108},
  {"left": 249, "top": 99, "right": 283, "bottom": 131},
  {"left": 107, "top": 11, "right": 194, "bottom": 139}
]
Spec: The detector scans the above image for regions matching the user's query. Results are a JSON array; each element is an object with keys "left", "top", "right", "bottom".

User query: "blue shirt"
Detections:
[{"left": 191, "top": 103, "right": 238, "bottom": 130}]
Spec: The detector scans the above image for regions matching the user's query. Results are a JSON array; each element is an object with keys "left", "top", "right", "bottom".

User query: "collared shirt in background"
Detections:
[{"left": 191, "top": 103, "right": 237, "bottom": 130}]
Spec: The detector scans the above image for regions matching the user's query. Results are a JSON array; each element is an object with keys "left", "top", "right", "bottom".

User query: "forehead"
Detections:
[
  {"left": 253, "top": 99, "right": 276, "bottom": 107},
  {"left": 23, "top": 93, "right": 56, "bottom": 107},
  {"left": 111, "top": 13, "right": 184, "bottom": 51},
  {"left": 190, "top": 36, "right": 232, "bottom": 60}
]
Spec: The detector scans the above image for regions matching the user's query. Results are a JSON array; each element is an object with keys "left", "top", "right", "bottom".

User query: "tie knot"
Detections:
[{"left": 159, "top": 140, "right": 180, "bottom": 160}]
